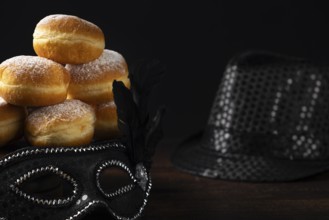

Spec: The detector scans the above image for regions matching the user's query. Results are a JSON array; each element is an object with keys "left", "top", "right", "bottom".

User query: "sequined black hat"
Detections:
[{"left": 172, "top": 51, "right": 329, "bottom": 182}]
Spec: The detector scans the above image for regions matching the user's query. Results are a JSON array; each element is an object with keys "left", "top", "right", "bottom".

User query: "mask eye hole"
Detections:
[
  {"left": 96, "top": 160, "right": 136, "bottom": 198},
  {"left": 99, "top": 167, "right": 132, "bottom": 191},
  {"left": 11, "top": 166, "right": 78, "bottom": 206}
]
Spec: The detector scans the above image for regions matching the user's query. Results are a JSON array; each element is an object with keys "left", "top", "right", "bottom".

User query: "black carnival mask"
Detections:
[{"left": 0, "top": 60, "right": 166, "bottom": 220}]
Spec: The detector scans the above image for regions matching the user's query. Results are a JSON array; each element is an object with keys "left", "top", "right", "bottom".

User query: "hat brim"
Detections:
[{"left": 171, "top": 132, "right": 329, "bottom": 182}]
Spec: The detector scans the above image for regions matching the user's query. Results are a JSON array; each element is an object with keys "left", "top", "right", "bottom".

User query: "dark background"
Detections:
[{"left": 1, "top": 1, "right": 329, "bottom": 139}]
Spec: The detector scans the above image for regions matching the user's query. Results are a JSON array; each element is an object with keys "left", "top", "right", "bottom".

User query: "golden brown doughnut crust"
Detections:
[
  {"left": 0, "top": 55, "right": 70, "bottom": 107},
  {"left": 94, "top": 101, "right": 121, "bottom": 140},
  {"left": 66, "top": 49, "right": 130, "bottom": 104},
  {"left": 25, "top": 99, "right": 96, "bottom": 147},
  {"left": 33, "top": 14, "right": 105, "bottom": 64},
  {"left": 0, "top": 97, "right": 26, "bottom": 147}
]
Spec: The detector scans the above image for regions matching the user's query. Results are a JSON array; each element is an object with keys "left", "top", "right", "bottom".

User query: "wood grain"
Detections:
[{"left": 144, "top": 138, "right": 329, "bottom": 220}]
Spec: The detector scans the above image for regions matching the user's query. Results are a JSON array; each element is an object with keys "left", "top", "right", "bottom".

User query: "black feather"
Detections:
[
  {"left": 113, "top": 59, "right": 166, "bottom": 169},
  {"left": 112, "top": 80, "right": 141, "bottom": 163}
]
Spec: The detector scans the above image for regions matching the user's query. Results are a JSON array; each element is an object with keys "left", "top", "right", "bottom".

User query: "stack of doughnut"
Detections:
[{"left": 0, "top": 14, "right": 129, "bottom": 147}]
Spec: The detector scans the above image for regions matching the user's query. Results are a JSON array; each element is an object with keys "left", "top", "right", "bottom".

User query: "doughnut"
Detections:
[
  {"left": 25, "top": 99, "right": 96, "bottom": 147},
  {"left": 33, "top": 14, "right": 105, "bottom": 64},
  {"left": 0, "top": 97, "right": 26, "bottom": 147},
  {"left": 0, "top": 55, "right": 70, "bottom": 107},
  {"left": 94, "top": 101, "right": 121, "bottom": 140},
  {"left": 65, "top": 49, "right": 130, "bottom": 104}
]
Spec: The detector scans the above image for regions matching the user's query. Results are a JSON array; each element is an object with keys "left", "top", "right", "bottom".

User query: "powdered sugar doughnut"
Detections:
[
  {"left": 33, "top": 14, "right": 105, "bottom": 64},
  {"left": 0, "top": 97, "right": 26, "bottom": 147},
  {"left": 0, "top": 55, "right": 70, "bottom": 107},
  {"left": 25, "top": 99, "right": 96, "bottom": 147},
  {"left": 66, "top": 49, "right": 130, "bottom": 104}
]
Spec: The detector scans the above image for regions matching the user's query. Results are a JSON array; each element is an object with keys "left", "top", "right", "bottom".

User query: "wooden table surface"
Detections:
[{"left": 144, "top": 138, "right": 329, "bottom": 220}]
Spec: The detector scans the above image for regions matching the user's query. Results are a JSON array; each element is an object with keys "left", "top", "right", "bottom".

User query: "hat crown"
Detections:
[{"left": 203, "top": 51, "right": 329, "bottom": 160}]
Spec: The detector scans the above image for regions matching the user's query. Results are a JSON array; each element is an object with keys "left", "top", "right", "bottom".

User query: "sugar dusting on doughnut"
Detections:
[
  {"left": 0, "top": 55, "right": 66, "bottom": 84},
  {"left": 33, "top": 14, "right": 105, "bottom": 64},
  {"left": 0, "top": 55, "right": 70, "bottom": 106},
  {"left": 65, "top": 49, "right": 128, "bottom": 81},
  {"left": 36, "top": 14, "right": 93, "bottom": 27},
  {"left": 34, "top": 14, "right": 103, "bottom": 39},
  {"left": 65, "top": 49, "right": 129, "bottom": 104},
  {"left": 28, "top": 99, "right": 94, "bottom": 125},
  {"left": 25, "top": 99, "right": 96, "bottom": 147},
  {"left": 98, "top": 100, "right": 116, "bottom": 109}
]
